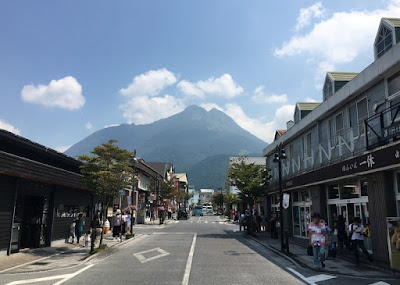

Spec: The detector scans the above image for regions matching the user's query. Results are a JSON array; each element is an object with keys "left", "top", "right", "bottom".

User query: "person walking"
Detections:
[
  {"left": 308, "top": 213, "right": 328, "bottom": 268},
  {"left": 113, "top": 209, "right": 122, "bottom": 242},
  {"left": 349, "top": 217, "right": 372, "bottom": 263},
  {"left": 260, "top": 212, "right": 266, "bottom": 232},
  {"left": 75, "top": 213, "right": 85, "bottom": 246}
]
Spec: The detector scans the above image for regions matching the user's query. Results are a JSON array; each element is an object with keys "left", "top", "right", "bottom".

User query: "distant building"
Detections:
[{"left": 198, "top": 189, "right": 214, "bottom": 205}]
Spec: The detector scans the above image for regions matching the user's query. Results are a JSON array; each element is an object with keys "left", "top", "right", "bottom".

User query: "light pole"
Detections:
[{"left": 273, "top": 143, "right": 286, "bottom": 252}]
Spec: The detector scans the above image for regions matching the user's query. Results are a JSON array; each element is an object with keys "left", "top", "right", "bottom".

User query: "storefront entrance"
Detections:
[
  {"left": 12, "top": 194, "right": 51, "bottom": 252},
  {"left": 292, "top": 190, "right": 312, "bottom": 239}
]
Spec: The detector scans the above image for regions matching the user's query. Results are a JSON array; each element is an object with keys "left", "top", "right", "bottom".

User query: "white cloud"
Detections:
[
  {"left": 200, "top": 103, "right": 223, "bottom": 112},
  {"left": 85, "top": 122, "right": 93, "bottom": 130},
  {"left": 21, "top": 76, "right": 85, "bottom": 110},
  {"left": 104, "top": 123, "right": 120, "bottom": 128},
  {"left": 295, "top": 2, "right": 325, "bottom": 31},
  {"left": 178, "top": 74, "right": 243, "bottom": 99},
  {"left": 224, "top": 103, "right": 295, "bottom": 143},
  {"left": 274, "top": 0, "right": 400, "bottom": 83},
  {"left": 120, "top": 95, "right": 186, "bottom": 124},
  {"left": 54, "top": 145, "right": 72, "bottom": 153},
  {"left": 305, "top": 97, "right": 318, "bottom": 102},
  {"left": 251, "top": 86, "right": 288, "bottom": 104},
  {"left": 0, "top": 119, "right": 21, "bottom": 135},
  {"left": 120, "top": 68, "right": 177, "bottom": 97}
]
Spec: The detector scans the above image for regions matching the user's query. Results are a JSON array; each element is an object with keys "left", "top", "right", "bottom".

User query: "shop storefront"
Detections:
[{"left": 292, "top": 190, "right": 312, "bottom": 239}]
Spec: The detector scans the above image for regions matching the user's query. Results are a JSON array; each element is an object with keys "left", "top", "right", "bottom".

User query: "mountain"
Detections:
[{"left": 65, "top": 105, "right": 268, "bottom": 189}]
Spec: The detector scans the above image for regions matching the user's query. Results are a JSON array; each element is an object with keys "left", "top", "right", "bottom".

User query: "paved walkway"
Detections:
[
  {"left": 250, "top": 230, "right": 400, "bottom": 278},
  {"left": 0, "top": 231, "right": 141, "bottom": 274}
]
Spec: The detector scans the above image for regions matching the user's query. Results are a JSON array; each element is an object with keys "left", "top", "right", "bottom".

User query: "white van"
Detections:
[{"left": 206, "top": 206, "right": 213, "bottom": 214}]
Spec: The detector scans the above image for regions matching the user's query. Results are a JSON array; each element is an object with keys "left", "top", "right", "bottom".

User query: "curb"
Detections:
[
  {"left": 0, "top": 233, "right": 145, "bottom": 275},
  {"left": 250, "top": 235, "right": 400, "bottom": 279},
  {"left": 246, "top": 234, "right": 300, "bottom": 268}
]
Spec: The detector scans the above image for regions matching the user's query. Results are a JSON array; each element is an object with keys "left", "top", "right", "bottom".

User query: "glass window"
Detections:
[
  {"left": 349, "top": 105, "right": 358, "bottom": 137},
  {"left": 396, "top": 173, "right": 400, "bottom": 194},
  {"left": 293, "top": 191, "right": 299, "bottom": 202},
  {"left": 324, "top": 80, "right": 333, "bottom": 100},
  {"left": 357, "top": 99, "right": 368, "bottom": 135},
  {"left": 328, "top": 185, "right": 339, "bottom": 199},
  {"left": 300, "top": 190, "right": 310, "bottom": 202},
  {"left": 303, "top": 133, "right": 311, "bottom": 157},
  {"left": 361, "top": 180, "right": 368, "bottom": 196},
  {"left": 329, "top": 119, "right": 335, "bottom": 145},
  {"left": 340, "top": 182, "right": 359, "bottom": 199},
  {"left": 388, "top": 71, "right": 400, "bottom": 97},
  {"left": 335, "top": 113, "right": 344, "bottom": 132},
  {"left": 390, "top": 96, "right": 400, "bottom": 122},
  {"left": 376, "top": 25, "right": 393, "bottom": 58}
]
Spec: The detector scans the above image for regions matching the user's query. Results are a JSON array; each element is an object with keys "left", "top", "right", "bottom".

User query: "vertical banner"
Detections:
[
  {"left": 387, "top": 217, "right": 400, "bottom": 270},
  {"left": 283, "top": 193, "right": 290, "bottom": 209}
]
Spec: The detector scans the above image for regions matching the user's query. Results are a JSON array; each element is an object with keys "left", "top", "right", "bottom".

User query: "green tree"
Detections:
[
  {"left": 160, "top": 179, "right": 176, "bottom": 200},
  {"left": 224, "top": 193, "right": 241, "bottom": 216},
  {"left": 78, "top": 140, "right": 134, "bottom": 248},
  {"left": 176, "top": 191, "right": 193, "bottom": 207},
  {"left": 211, "top": 193, "right": 224, "bottom": 208},
  {"left": 227, "top": 156, "right": 271, "bottom": 233}
]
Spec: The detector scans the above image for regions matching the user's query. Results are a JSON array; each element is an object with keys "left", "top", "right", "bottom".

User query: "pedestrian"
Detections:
[
  {"left": 121, "top": 210, "right": 128, "bottom": 235},
  {"left": 308, "top": 213, "right": 328, "bottom": 268},
  {"left": 270, "top": 212, "right": 277, "bottom": 239},
  {"left": 168, "top": 209, "right": 172, "bottom": 220},
  {"left": 124, "top": 210, "right": 131, "bottom": 234},
  {"left": 69, "top": 220, "right": 76, "bottom": 244},
  {"left": 260, "top": 212, "right": 266, "bottom": 232},
  {"left": 75, "top": 213, "right": 85, "bottom": 246},
  {"left": 151, "top": 211, "right": 155, "bottom": 224},
  {"left": 337, "top": 215, "right": 346, "bottom": 251},
  {"left": 349, "top": 217, "right": 372, "bottom": 262},
  {"left": 239, "top": 211, "right": 245, "bottom": 231},
  {"left": 113, "top": 209, "right": 122, "bottom": 242},
  {"left": 90, "top": 214, "right": 102, "bottom": 246}
]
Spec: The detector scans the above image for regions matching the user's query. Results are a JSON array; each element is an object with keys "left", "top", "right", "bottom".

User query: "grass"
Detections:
[
  {"left": 220, "top": 215, "right": 226, "bottom": 219},
  {"left": 91, "top": 244, "right": 108, "bottom": 255},
  {"left": 125, "top": 233, "right": 135, "bottom": 239}
]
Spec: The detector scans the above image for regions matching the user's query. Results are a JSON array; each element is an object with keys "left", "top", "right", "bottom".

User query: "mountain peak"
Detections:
[{"left": 184, "top": 105, "right": 206, "bottom": 113}]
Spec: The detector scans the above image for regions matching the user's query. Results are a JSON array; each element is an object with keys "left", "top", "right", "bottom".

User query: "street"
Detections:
[{"left": 2, "top": 215, "right": 399, "bottom": 285}]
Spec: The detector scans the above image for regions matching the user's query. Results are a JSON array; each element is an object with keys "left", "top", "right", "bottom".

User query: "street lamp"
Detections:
[{"left": 273, "top": 143, "right": 286, "bottom": 252}]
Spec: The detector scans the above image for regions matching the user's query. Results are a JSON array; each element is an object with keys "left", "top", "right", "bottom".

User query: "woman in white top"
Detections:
[{"left": 349, "top": 217, "right": 372, "bottom": 262}]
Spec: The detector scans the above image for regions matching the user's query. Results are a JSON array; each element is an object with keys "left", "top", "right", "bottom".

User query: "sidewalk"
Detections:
[
  {"left": 0, "top": 231, "right": 142, "bottom": 274},
  {"left": 250, "top": 231, "right": 400, "bottom": 278}
]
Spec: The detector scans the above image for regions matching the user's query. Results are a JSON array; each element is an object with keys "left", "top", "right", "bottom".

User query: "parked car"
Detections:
[{"left": 177, "top": 208, "right": 189, "bottom": 220}]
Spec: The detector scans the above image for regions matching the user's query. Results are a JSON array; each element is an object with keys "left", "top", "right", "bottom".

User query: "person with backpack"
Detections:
[
  {"left": 113, "top": 209, "right": 122, "bottom": 242},
  {"left": 349, "top": 217, "right": 372, "bottom": 262}
]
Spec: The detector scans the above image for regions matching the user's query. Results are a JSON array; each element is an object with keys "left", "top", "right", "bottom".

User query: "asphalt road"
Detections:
[{"left": 2, "top": 215, "right": 399, "bottom": 285}]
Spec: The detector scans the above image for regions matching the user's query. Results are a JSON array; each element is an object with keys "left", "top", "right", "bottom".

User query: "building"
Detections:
[
  {"left": 198, "top": 189, "right": 214, "bottom": 205},
  {"left": 263, "top": 18, "right": 400, "bottom": 265},
  {"left": 0, "top": 129, "right": 93, "bottom": 255}
]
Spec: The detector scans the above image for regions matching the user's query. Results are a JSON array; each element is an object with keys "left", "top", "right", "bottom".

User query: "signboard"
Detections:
[
  {"left": 282, "top": 194, "right": 290, "bottom": 209},
  {"left": 387, "top": 217, "right": 400, "bottom": 270},
  {"left": 107, "top": 207, "right": 113, "bottom": 217},
  {"left": 113, "top": 204, "right": 119, "bottom": 210},
  {"left": 127, "top": 196, "right": 132, "bottom": 206},
  {"left": 119, "top": 190, "right": 125, "bottom": 196},
  {"left": 383, "top": 121, "right": 400, "bottom": 141}
]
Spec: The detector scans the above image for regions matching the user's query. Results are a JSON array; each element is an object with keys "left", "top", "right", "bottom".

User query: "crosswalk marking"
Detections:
[
  {"left": 175, "top": 221, "right": 179, "bottom": 223},
  {"left": 369, "top": 282, "right": 391, "bottom": 285}
]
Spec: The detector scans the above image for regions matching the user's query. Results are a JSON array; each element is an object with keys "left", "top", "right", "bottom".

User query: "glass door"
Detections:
[
  {"left": 293, "top": 206, "right": 300, "bottom": 236},
  {"left": 300, "top": 206, "right": 311, "bottom": 238}
]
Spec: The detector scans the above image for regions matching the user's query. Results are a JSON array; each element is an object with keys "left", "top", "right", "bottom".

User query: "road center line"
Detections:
[{"left": 182, "top": 233, "right": 197, "bottom": 285}]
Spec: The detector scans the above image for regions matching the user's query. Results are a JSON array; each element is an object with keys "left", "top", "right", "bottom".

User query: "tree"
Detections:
[
  {"left": 224, "top": 193, "right": 241, "bottom": 216},
  {"left": 227, "top": 156, "right": 271, "bottom": 233},
  {"left": 78, "top": 140, "right": 133, "bottom": 248},
  {"left": 160, "top": 179, "right": 176, "bottom": 200},
  {"left": 211, "top": 193, "right": 224, "bottom": 209},
  {"left": 176, "top": 191, "right": 193, "bottom": 207}
]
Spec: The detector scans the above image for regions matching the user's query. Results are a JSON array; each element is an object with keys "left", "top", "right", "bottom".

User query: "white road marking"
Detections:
[
  {"left": 197, "top": 217, "right": 201, "bottom": 223},
  {"left": 369, "top": 282, "right": 391, "bottom": 285},
  {"left": 182, "top": 233, "right": 197, "bottom": 285},
  {"left": 6, "top": 264, "right": 93, "bottom": 285},
  {"left": 204, "top": 221, "right": 208, "bottom": 224},
  {"left": 190, "top": 221, "right": 193, "bottom": 223},
  {"left": 175, "top": 221, "right": 179, "bottom": 223},
  {"left": 287, "top": 268, "right": 336, "bottom": 285},
  {"left": 133, "top": 247, "right": 170, "bottom": 264}
]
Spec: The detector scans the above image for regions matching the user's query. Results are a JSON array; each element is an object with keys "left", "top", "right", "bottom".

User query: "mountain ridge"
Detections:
[{"left": 65, "top": 105, "right": 268, "bottom": 189}]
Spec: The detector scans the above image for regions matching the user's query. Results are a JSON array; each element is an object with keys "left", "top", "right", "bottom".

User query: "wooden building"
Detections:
[{"left": 0, "top": 129, "right": 92, "bottom": 255}]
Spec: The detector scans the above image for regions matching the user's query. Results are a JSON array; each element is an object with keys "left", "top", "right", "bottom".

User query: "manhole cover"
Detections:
[{"left": 32, "top": 261, "right": 49, "bottom": 266}]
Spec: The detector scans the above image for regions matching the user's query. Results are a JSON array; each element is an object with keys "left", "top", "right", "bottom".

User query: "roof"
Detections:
[
  {"left": 229, "top": 157, "right": 266, "bottom": 166},
  {"left": 296, "top": 102, "right": 321, "bottom": 111},
  {"left": 174, "top": 173, "right": 188, "bottom": 183},
  {"left": 146, "top": 162, "right": 172, "bottom": 177},
  {"left": 383, "top": 18, "right": 400, "bottom": 28},
  {"left": 327, "top": 72, "right": 359, "bottom": 81},
  {"left": 276, "top": 130, "right": 287, "bottom": 136}
]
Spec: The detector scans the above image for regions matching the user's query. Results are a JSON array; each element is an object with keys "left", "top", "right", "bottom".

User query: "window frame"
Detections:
[{"left": 375, "top": 24, "right": 393, "bottom": 59}]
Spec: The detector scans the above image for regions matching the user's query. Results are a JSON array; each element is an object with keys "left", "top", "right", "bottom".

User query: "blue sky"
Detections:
[{"left": 1, "top": 0, "right": 399, "bottom": 152}]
